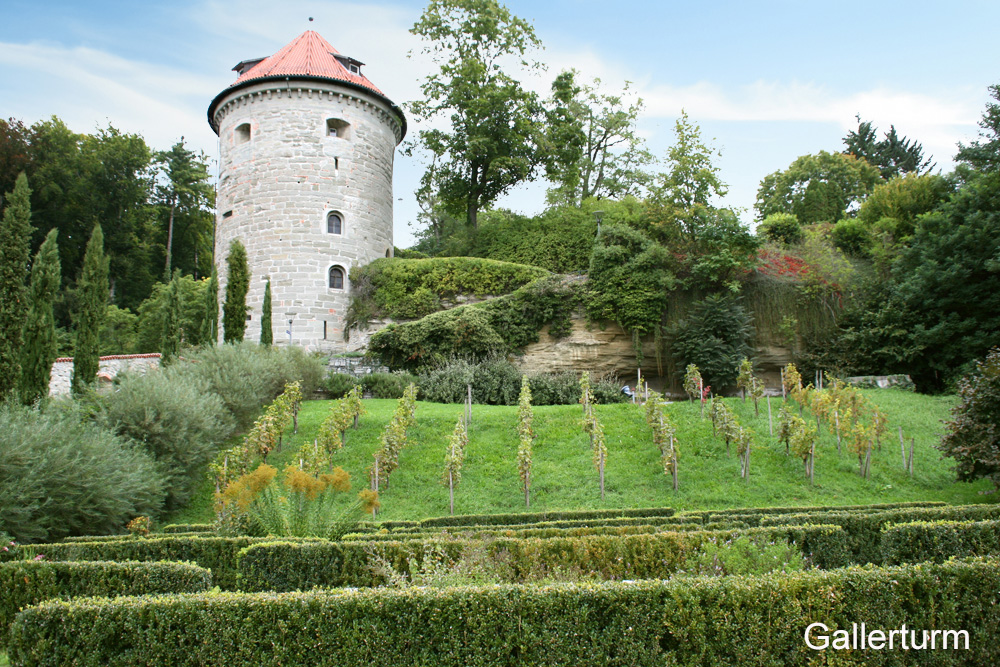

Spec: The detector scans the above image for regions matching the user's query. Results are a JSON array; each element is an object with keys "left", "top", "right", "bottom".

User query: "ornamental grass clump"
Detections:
[{"left": 216, "top": 463, "right": 375, "bottom": 539}]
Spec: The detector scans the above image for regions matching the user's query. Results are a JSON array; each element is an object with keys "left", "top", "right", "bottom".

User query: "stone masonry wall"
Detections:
[
  {"left": 49, "top": 353, "right": 161, "bottom": 396},
  {"left": 212, "top": 80, "right": 401, "bottom": 353}
]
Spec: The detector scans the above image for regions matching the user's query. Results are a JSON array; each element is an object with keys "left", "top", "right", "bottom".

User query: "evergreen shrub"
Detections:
[
  {"left": 0, "top": 404, "right": 164, "bottom": 544},
  {"left": 760, "top": 504, "right": 1000, "bottom": 563},
  {"left": 361, "top": 372, "right": 418, "bottom": 399},
  {"left": 322, "top": 372, "right": 359, "bottom": 398},
  {"left": 881, "top": 519, "right": 1000, "bottom": 564},
  {"left": 99, "top": 371, "right": 231, "bottom": 512},
  {"left": 14, "top": 559, "right": 1000, "bottom": 667},
  {"left": 0, "top": 559, "right": 211, "bottom": 648},
  {"left": 237, "top": 525, "right": 848, "bottom": 591}
]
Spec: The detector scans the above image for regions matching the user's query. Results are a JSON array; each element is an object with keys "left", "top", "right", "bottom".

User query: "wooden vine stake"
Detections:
[
  {"left": 908, "top": 437, "right": 915, "bottom": 476},
  {"left": 767, "top": 395, "right": 773, "bottom": 436},
  {"left": 899, "top": 426, "right": 907, "bottom": 469},
  {"left": 466, "top": 384, "right": 472, "bottom": 429},
  {"left": 699, "top": 379, "right": 704, "bottom": 419}
]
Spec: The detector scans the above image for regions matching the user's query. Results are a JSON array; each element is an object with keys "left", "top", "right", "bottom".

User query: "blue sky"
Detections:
[{"left": 2, "top": 0, "right": 997, "bottom": 247}]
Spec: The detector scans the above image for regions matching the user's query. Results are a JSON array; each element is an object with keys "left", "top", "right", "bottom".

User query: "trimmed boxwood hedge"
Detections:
[
  {"left": 881, "top": 519, "right": 1000, "bottom": 565},
  {"left": 0, "top": 559, "right": 211, "bottom": 648},
  {"left": 0, "top": 536, "right": 312, "bottom": 590},
  {"left": 414, "top": 506, "right": 676, "bottom": 528},
  {"left": 237, "top": 525, "right": 849, "bottom": 592},
  {"left": 761, "top": 504, "right": 1000, "bottom": 564},
  {"left": 10, "top": 558, "right": 1000, "bottom": 666},
  {"left": 162, "top": 524, "right": 213, "bottom": 534}
]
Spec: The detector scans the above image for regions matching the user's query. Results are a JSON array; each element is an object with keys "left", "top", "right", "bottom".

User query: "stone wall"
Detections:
[
  {"left": 49, "top": 354, "right": 161, "bottom": 396},
  {"left": 212, "top": 80, "right": 401, "bottom": 353}
]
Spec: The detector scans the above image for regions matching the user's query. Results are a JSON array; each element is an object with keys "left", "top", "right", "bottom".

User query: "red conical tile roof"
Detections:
[
  {"left": 232, "top": 31, "right": 386, "bottom": 96},
  {"left": 208, "top": 31, "right": 404, "bottom": 137}
]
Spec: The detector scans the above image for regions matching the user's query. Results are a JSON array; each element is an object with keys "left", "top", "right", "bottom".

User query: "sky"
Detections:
[{"left": 2, "top": 0, "right": 997, "bottom": 248}]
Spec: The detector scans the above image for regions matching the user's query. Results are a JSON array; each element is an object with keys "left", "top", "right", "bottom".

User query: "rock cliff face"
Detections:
[{"left": 515, "top": 313, "right": 794, "bottom": 394}]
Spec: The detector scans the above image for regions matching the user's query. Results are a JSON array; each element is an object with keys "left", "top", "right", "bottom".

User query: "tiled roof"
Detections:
[
  {"left": 208, "top": 31, "right": 404, "bottom": 138},
  {"left": 230, "top": 31, "right": 386, "bottom": 97}
]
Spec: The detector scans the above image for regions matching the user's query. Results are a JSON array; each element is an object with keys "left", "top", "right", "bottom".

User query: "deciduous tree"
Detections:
[{"left": 408, "top": 0, "right": 546, "bottom": 229}]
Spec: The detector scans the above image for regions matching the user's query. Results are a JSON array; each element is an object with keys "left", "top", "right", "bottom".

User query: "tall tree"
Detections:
[
  {"left": 161, "top": 270, "right": 181, "bottom": 361},
  {"left": 202, "top": 265, "right": 219, "bottom": 345},
  {"left": 957, "top": 83, "right": 1000, "bottom": 174},
  {"left": 20, "top": 228, "right": 61, "bottom": 404},
  {"left": 154, "top": 138, "right": 215, "bottom": 279},
  {"left": 71, "top": 224, "right": 109, "bottom": 394},
  {"left": 0, "top": 118, "right": 31, "bottom": 201},
  {"left": 755, "top": 151, "right": 882, "bottom": 224},
  {"left": 408, "top": 0, "right": 546, "bottom": 229},
  {"left": 260, "top": 278, "right": 273, "bottom": 347},
  {"left": 843, "top": 116, "right": 935, "bottom": 179},
  {"left": 543, "top": 72, "right": 653, "bottom": 205},
  {"left": 0, "top": 173, "right": 34, "bottom": 401},
  {"left": 223, "top": 239, "right": 249, "bottom": 343}
]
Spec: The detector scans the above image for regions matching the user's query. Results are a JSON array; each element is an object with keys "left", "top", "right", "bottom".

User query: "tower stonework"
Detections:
[{"left": 208, "top": 31, "right": 405, "bottom": 350}]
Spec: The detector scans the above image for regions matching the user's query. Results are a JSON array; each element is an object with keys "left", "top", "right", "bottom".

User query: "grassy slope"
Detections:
[{"left": 170, "top": 389, "right": 991, "bottom": 524}]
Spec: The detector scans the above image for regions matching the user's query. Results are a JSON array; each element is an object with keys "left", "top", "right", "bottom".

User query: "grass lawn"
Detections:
[{"left": 168, "top": 389, "right": 992, "bottom": 524}]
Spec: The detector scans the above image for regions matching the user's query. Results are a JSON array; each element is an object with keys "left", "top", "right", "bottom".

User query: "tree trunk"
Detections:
[{"left": 164, "top": 194, "right": 177, "bottom": 279}]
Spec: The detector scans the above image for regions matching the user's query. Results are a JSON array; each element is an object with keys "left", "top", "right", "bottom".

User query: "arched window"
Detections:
[
  {"left": 327, "top": 212, "right": 343, "bottom": 235},
  {"left": 235, "top": 123, "right": 251, "bottom": 144},
  {"left": 329, "top": 266, "right": 345, "bottom": 290},
  {"left": 326, "top": 118, "right": 350, "bottom": 139}
]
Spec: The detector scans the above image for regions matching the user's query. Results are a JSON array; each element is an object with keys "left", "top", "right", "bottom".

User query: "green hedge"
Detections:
[
  {"left": 59, "top": 532, "right": 207, "bottom": 543},
  {"left": 11, "top": 559, "right": 999, "bottom": 666},
  {"left": 237, "top": 525, "right": 848, "bottom": 592},
  {"left": 0, "top": 536, "right": 311, "bottom": 590},
  {"left": 881, "top": 519, "right": 1000, "bottom": 565},
  {"left": 415, "top": 506, "right": 676, "bottom": 528},
  {"left": 0, "top": 559, "right": 211, "bottom": 648},
  {"left": 368, "top": 275, "right": 580, "bottom": 371},
  {"left": 162, "top": 524, "right": 213, "bottom": 534},
  {"left": 344, "top": 522, "right": 748, "bottom": 543},
  {"left": 761, "top": 504, "right": 1000, "bottom": 563},
  {"left": 348, "top": 257, "right": 549, "bottom": 322}
]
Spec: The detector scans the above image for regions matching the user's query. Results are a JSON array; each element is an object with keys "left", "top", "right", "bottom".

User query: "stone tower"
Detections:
[{"left": 207, "top": 31, "right": 405, "bottom": 350}]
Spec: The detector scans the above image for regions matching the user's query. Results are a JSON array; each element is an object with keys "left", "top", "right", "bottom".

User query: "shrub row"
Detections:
[
  {"left": 344, "top": 522, "right": 744, "bottom": 543},
  {"left": 761, "top": 504, "right": 1000, "bottom": 563},
  {"left": 12, "top": 558, "right": 999, "bottom": 666},
  {"left": 0, "top": 559, "right": 212, "bottom": 648},
  {"left": 237, "top": 525, "right": 849, "bottom": 592},
  {"left": 0, "top": 536, "right": 312, "bottom": 590},
  {"left": 881, "top": 519, "right": 1000, "bottom": 565},
  {"left": 161, "top": 524, "right": 214, "bottom": 534},
  {"left": 59, "top": 532, "right": 208, "bottom": 543},
  {"left": 412, "top": 505, "right": 676, "bottom": 528}
]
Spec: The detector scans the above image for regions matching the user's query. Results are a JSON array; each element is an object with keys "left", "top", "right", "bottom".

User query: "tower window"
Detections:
[
  {"left": 329, "top": 266, "right": 345, "bottom": 290},
  {"left": 327, "top": 212, "right": 343, "bottom": 235},
  {"left": 235, "top": 123, "right": 251, "bottom": 144},
  {"left": 326, "top": 118, "right": 350, "bottom": 139}
]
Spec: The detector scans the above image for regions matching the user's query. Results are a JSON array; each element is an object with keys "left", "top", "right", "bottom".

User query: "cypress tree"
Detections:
[
  {"left": 0, "top": 172, "right": 34, "bottom": 402},
  {"left": 223, "top": 239, "right": 249, "bottom": 343},
  {"left": 260, "top": 278, "right": 273, "bottom": 346},
  {"left": 162, "top": 269, "right": 181, "bottom": 361},
  {"left": 20, "top": 229, "right": 60, "bottom": 404},
  {"left": 202, "top": 265, "right": 219, "bottom": 345},
  {"left": 72, "top": 224, "right": 109, "bottom": 395}
]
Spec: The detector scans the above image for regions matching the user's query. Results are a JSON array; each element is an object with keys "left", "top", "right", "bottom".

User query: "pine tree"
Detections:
[
  {"left": 223, "top": 239, "right": 249, "bottom": 343},
  {"left": 72, "top": 224, "right": 109, "bottom": 394},
  {"left": 20, "top": 228, "right": 60, "bottom": 405},
  {"left": 0, "top": 172, "right": 34, "bottom": 402},
  {"left": 161, "top": 270, "right": 181, "bottom": 361},
  {"left": 260, "top": 278, "right": 273, "bottom": 346},
  {"left": 202, "top": 265, "right": 219, "bottom": 345}
]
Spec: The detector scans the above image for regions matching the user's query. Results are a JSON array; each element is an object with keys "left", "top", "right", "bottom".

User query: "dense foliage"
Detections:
[
  {"left": 668, "top": 294, "right": 753, "bottom": 390},
  {"left": 0, "top": 173, "right": 33, "bottom": 402},
  {"left": 71, "top": 225, "right": 109, "bottom": 394},
  {"left": 347, "top": 256, "right": 548, "bottom": 326},
  {"left": 939, "top": 348, "right": 1000, "bottom": 489},
  {"left": 0, "top": 403, "right": 165, "bottom": 543},
  {"left": 368, "top": 275, "right": 580, "bottom": 370}
]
